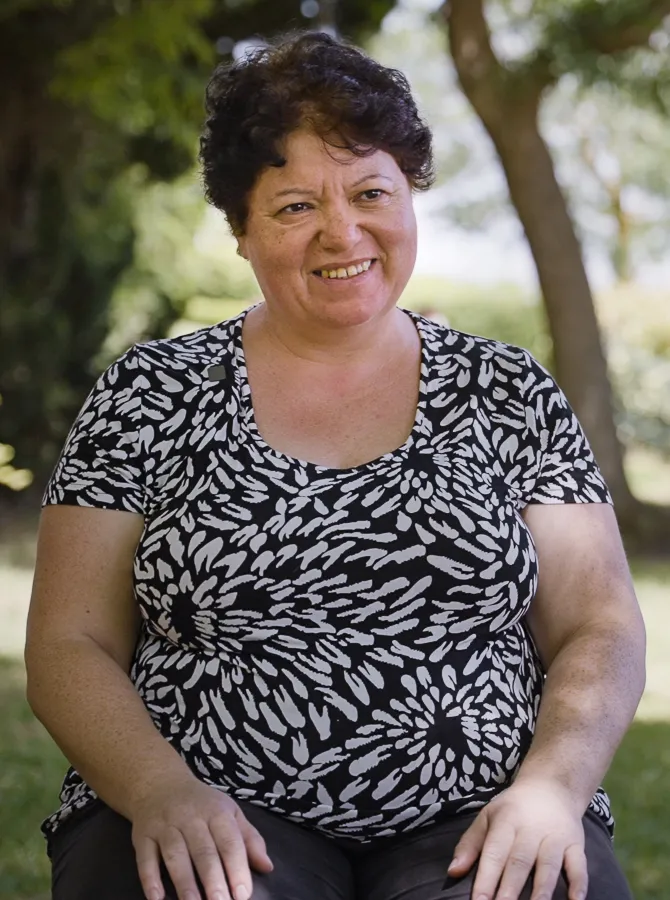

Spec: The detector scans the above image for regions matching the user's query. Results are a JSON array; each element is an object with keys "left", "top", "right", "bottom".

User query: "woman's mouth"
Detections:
[{"left": 312, "top": 259, "right": 376, "bottom": 280}]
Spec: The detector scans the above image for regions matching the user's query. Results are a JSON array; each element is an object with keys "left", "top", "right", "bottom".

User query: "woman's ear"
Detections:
[{"left": 236, "top": 237, "right": 248, "bottom": 259}]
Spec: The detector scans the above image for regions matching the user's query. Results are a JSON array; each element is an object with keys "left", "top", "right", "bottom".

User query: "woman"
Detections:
[{"left": 26, "top": 31, "right": 644, "bottom": 900}]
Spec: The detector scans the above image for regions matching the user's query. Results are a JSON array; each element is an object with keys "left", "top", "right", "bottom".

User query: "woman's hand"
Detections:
[
  {"left": 130, "top": 774, "right": 274, "bottom": 900},
  {"left": 446, "top": 778, "right": 587, "bottom": 900}
]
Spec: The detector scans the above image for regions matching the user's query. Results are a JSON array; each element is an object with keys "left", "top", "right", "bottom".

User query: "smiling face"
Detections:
[{"left": 237, "top": 128, "right": 418, "bottom": 332}]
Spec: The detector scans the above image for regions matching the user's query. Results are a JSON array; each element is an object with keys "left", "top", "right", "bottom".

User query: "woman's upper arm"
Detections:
[
  {"left": 25, "top": 505, "right": 145, "bottom": 675},
  {"left": 522, "top": 502, "right": 646, "bottom": 670}
]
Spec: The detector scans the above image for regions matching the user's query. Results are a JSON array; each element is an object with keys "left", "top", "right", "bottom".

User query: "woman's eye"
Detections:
[
  {"left": 360, "top": 189, "right": 385, "bottom": 201},
  {"left": 280, "top": 202, "right": 311, "bottom": 214}
]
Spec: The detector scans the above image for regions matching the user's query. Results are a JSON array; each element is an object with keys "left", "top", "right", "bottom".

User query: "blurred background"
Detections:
[{"left": 0, "top": 0, "right": 668, "bottom": 897}]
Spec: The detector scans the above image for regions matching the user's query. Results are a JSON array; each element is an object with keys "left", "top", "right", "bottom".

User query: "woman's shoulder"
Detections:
[
  {"left": 76, "top": 315, "right": 243, "bottom": 436},
  {"left": 91, "top": 316, "right": 243, "bottom": 407},
  {"left": 415, "top": 314, "right": 533, "bottom": 376},
  {"left": 412, "top": 314, "right": 566, "bottom": 421},
  {"left": 130, "top": 315, "right": 241, "bottom": 376}
]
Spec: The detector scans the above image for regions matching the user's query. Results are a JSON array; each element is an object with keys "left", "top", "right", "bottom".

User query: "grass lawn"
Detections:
[
  {"left": 1, "top": 560, "right": 669, "bottom": 899},
  {"left": 0, "top": 657, "right": 65, "bottom": 900}
]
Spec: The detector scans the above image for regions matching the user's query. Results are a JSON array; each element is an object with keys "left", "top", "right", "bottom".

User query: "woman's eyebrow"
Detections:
[
  {"left": 271, "top": 186, "right": 318, "bottom": 200},
  {"left": 271, "top": 173, "right": 394, "bottom": 201},
  {"left": 351, "top": 172, "right": 394, "bottom": 187}
]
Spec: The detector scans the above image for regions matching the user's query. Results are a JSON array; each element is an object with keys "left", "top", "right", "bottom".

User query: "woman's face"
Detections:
[{"left": 237, "top": 128, "right": 418, "bottom": 332}]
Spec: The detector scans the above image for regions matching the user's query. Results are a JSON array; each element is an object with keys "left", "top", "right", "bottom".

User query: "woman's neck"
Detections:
[{"left": 244, "top": 303, "right": 415, "bottom": 373}]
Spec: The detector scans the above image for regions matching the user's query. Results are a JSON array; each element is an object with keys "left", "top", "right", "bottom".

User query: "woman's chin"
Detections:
[
  {"left": 305, "top": 290, "right": 399, "bottom": 329},
  {"left": 319, "top": 305, "right": 392, "bottom": 331}
]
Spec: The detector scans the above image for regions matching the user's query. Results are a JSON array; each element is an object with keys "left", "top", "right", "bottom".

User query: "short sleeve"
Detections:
[
  {"left": 43, "top": 347, "right": 147, "bottom": 513},
  {"left": 521, "top": 352, "right": 612, "bottom": 506}
]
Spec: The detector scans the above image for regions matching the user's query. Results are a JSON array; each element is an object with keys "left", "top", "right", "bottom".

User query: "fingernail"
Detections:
[
  {"left": 235, "top": 886, "right": 250, "bottom": 900},
  {"left": 448, "top": 857, "right": 461, "bottom": 870}
]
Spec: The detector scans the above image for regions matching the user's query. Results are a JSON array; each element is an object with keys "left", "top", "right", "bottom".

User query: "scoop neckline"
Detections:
[{"left": 231, "top": 305, "right": 429, "bottom": 475}]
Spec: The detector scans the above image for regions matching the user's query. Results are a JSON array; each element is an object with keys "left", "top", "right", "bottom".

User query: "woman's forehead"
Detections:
[{"left": 253, "top": 131, "right": 402, "bottom": 197}]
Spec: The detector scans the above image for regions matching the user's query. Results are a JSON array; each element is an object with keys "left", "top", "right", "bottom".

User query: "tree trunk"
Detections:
[
  {"left": 317, "top": 0, "right": 339, "bottom": 33},
  {"left": 442, "top": 0, "right": 637, "bottom": 522}
]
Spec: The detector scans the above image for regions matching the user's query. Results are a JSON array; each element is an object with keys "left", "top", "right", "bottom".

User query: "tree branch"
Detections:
[
  {"left": 441, "top": 0, "right": 552, "bottom": 124},
  {"left": 440, "top": 0, "right": 503, "bottom": 91},
  {"left": 555, "top": 0, "right": 670, "bottom": 55}
]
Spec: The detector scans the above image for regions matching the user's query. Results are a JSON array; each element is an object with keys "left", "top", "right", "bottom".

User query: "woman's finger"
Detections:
[
  {"left": 527, "top": 838, "right": 564, "bottom": 900},
  {"left": 133, "top": 834, "right": 166, "bottom": 900},
  {"left": 485, "top": 835, "right": 538, "bottom": 900},
  {"left": 469, "top": 821, "right": 516, "bottom": 900},
  {"left": 183, "top": 821, "right": 232, "bottom": 900},
  {"left": 210, "top": 812, "right": 255, "bottom": 900},
  {"left": 159, "top": 827, "right": 202, "bottom": 900},
  {"left": 448, "top": 810, "right": 489, "bottom": 875},
  {"left": 563, "top": 840, "right": 589, "bottom": 900},
  {"left": 235, "top": 810, "right": 274, "bottom": 873}
]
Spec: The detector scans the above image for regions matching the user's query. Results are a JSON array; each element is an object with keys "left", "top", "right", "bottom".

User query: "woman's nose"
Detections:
[{"left": 318, "top": 206, "right": 362, "bottom": 252}]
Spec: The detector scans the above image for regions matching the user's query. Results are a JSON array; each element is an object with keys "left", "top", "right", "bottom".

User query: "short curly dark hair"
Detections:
[{"left": 199, "top": 31, "right": 435, "bottom": 235}]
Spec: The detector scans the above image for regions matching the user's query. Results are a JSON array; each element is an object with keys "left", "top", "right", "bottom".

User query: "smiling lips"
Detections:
[{"left": 314, "top": 259, "right": 375, "bottom": 280}]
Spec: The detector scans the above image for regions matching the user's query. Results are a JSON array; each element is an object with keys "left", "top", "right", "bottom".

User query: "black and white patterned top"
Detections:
[{"left": 42, "top": 307, "right": 615, "bottom": 844}]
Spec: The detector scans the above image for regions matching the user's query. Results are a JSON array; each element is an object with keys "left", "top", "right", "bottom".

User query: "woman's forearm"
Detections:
[
  {"left": 515, "top": 623, "right": 646, "bottom": 810},
  {"left": 26, "top": 636, "right": 196, "bottom": 820}
]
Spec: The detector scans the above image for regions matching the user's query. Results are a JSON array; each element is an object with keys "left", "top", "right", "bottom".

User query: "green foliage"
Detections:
[
  {"left": 613, "top": 345, "right": 670, "bottom": 457},
  {"left": 0, "top": 396, "right": 33, "bottom": 493},
  {"left": 0, "top": 0, "right": 211, "bottom": 491},
  {"left": 597, "top": 287, "right": 670, "bottom": 458},
  {"left": 0, "top": 150, "right": 140, "bottom": 486},
  {"left": 519, "top": 0, "right": 670, "bottom": 116},
  {"left": 52, "top": 0, "right": 216, "bottom": 147},
  {"left": 536, "top": 0, "right": 669, "bottom": 51},
  {"left": 0, "top": 0, "right": 73, "bottom": 20},
  {"left": 102, "top": 170, "right": 258, "bottom": 360},
  {"left": 0, "top": 447, "right": 31, "bottom": 492}
]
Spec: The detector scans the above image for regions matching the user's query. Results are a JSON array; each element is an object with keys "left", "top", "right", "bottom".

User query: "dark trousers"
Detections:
[{"left": 51, "top": 799, "right": 633, "bottom": 900}]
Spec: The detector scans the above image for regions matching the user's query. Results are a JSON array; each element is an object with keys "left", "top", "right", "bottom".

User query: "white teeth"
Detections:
[{"left": 318, "top": 260, "right": 373, "bottom": 279}]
